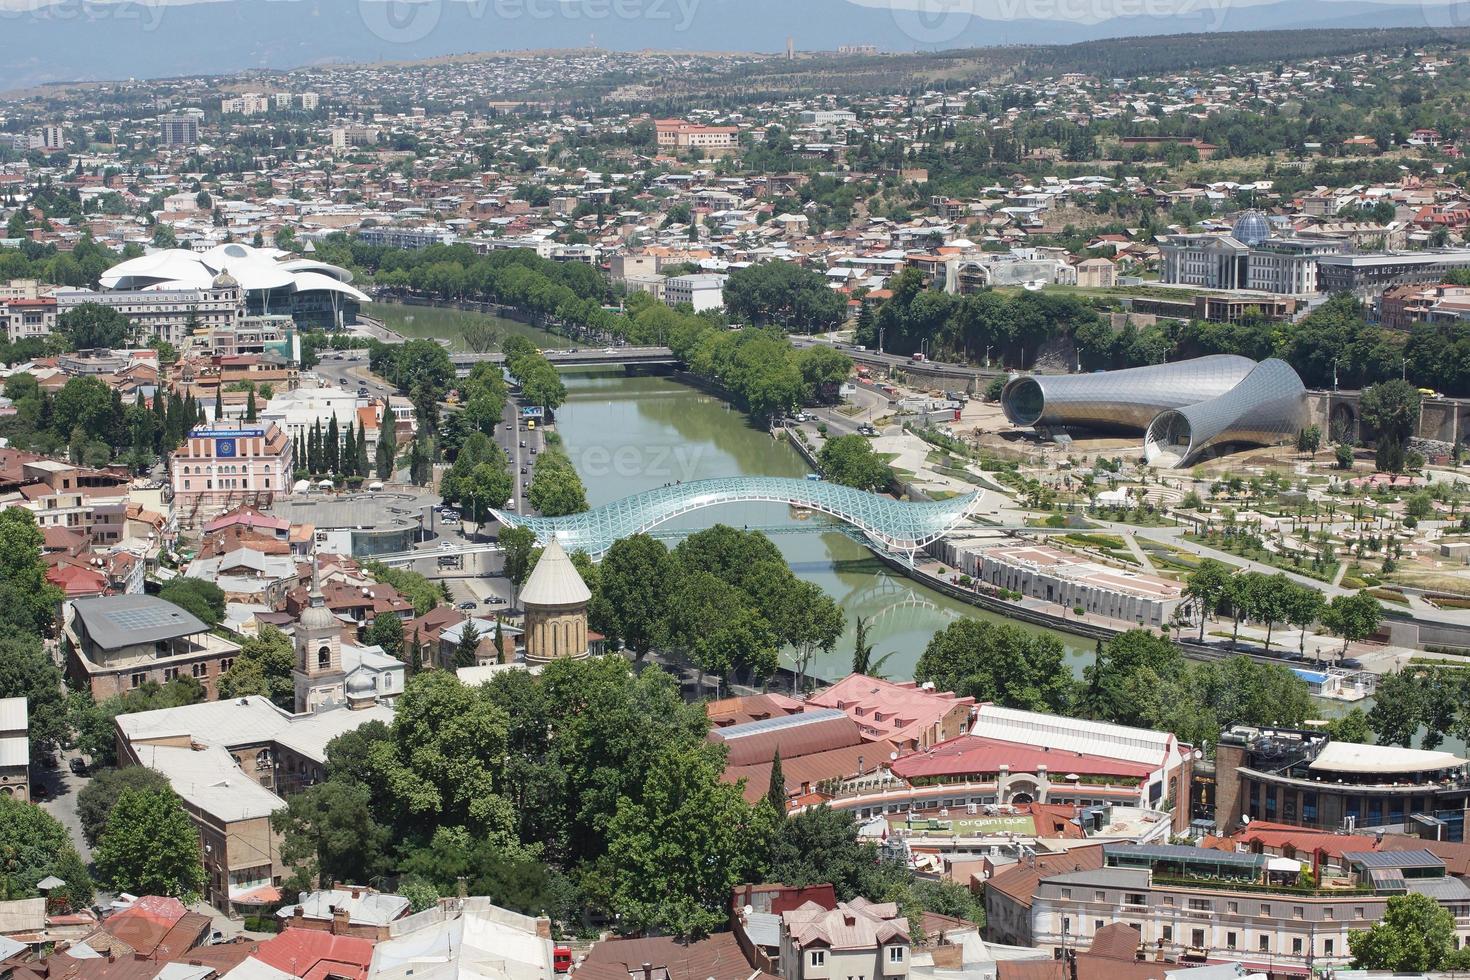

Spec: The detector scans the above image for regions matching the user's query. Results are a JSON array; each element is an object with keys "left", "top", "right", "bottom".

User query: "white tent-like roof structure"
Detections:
[{"left": 101, "top": 243, "right": 369, "bottom": 303}]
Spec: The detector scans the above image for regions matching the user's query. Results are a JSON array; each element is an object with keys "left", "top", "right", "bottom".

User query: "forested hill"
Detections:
[{"left": 1007, "top": 27, "right": 1470, "bottom": 79}]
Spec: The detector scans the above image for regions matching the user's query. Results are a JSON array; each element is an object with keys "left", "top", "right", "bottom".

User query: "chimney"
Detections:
[
  {"left": 642, "top": 964, "right": 652, "bottom": 980},
  {"left": 350, "top": 885, "right": 362, "bottom": 899},
  {"left": 456, "top": 876, "right": 468, "bottom": 899},
  {"left": 292, "top": 907, "right": 305, "bottom": 925},
  {"left": 331, "top": 905, "right": 351, "bottom": 935},
  {"left": 535, "top": 916, "right": 551, "bottom": 940}
]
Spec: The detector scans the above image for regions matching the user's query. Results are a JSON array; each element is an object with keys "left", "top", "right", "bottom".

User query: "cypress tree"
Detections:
[
  {"left": 356, "top": 419, "right": 370, "bottom": 476},
  {"left": 376, "top": 413, "right": 398, "bottom": 481},
  {"left": 767, "top": 748, "right": 786, "bottom": 812},
  {"left": 344, "top": 423, "right": 359, "bottom": 477},
  {"left": 214, "top": 385, "right": 223, "bottom": 420},
  {"left": 407, "top": 628, "right": 422, "bottom": 676},
  {"left": 326, "top": 415, "right": 340, "bottom": 474},
  {"left": 308, "top": 420, "right": 322, "bottom": 474},
  {"left": 245, "top": 388, "right": 257, "bottom": 422},
  {"left": 454, "top": 623, "right": 480, "bottom": 668}
]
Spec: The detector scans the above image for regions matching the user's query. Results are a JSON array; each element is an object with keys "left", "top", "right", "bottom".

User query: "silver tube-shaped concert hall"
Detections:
[
  {"left": 1143, "top": 358, "right": 1309, "bottom": 469},
  {"left": 1000, "top": 354, "right": 1257, "bottom": 432}
]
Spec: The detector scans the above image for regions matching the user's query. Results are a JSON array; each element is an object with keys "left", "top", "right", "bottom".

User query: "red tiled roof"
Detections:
[
  {"left": 575, "top": 932, "right": 760, "bottom": 980},
  {"left": 252, "top": 928, "right": 374, "bottom": 980},
  {"left": 890, "top": 735, "right": 1156, "bottom": 782}
]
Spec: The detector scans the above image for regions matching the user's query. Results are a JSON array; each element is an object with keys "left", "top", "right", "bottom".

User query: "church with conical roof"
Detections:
[{"left": 520, "top": 538, "right": 592, "bottom": 663}]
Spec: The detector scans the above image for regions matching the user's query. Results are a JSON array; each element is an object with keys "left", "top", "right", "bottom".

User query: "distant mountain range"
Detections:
[{"left": 3, "top": 0, "right": 1469, "bottom": 89}]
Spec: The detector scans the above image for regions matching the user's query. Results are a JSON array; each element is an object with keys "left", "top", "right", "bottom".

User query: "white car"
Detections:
[{"left": 440, "top": 540, "right": 454, "bottom": 550}]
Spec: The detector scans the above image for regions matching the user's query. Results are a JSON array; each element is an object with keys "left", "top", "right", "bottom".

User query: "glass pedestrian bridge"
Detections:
[{"left": 491, "top": 477, "right": 980, "bottom": 560}]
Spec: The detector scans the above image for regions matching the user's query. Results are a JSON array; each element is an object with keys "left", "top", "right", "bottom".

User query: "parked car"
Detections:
[
  {"left": 519, "top": 440, "right": 527, "bottom": 448},
  {"left": 69, "top": 758, "right": 88, "bottom": 776},
  {"left": 485, "top": 596, "right": 505, "bottom": 605},
  {"left": 457, "top": 601, "right": 477, "bottom": 610},
  {"left": 440, "top": 541, "right": 455, "bottom": 550}
]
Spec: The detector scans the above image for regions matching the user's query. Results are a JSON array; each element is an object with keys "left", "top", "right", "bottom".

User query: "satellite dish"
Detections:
[
  {"left": 1242, "top": 815, "right": 1251, "bottom": 825},
  {"left": 890, "top": 751, "right": 899, "bottom": 761},
  {"left": 743, "top": 905, "right": 754, "bottom": 917}
]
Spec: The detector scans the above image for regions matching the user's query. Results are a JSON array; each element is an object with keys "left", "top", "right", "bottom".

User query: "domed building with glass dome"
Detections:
[{"left": 1231, "top": 210, "right": 1273, "bottom": 247}]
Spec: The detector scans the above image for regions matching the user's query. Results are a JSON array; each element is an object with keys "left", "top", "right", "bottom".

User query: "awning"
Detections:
[
  {"left": 1207, "top": 958, "right": 1310, "bottom": 977},
  {"left": 229, "top": 885, "right": 282, "bottom": 906}
]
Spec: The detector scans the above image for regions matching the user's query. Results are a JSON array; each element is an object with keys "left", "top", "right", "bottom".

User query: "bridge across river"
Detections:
[{"left": 451, "top": 346, "right": 677, "bottom": 376}]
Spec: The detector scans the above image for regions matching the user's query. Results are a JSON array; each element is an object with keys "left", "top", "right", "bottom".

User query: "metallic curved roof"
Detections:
[
  {"left": 1001, "top": 355, "right": 1256, "bottom": 432},
  {"left": 491, "top": 477, "right": 979, "bottom": 559},
  {"left": 1144, "top": 358, "right": 1308, "bottom": 468}
]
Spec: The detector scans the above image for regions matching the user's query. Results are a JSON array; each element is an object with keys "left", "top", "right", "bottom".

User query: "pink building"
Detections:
[
  {"left": 171, "top": 421, "right": 293, "bottom": 527},
  {"left": 806, "top": 675, "right": 976, "bottom": 753}
]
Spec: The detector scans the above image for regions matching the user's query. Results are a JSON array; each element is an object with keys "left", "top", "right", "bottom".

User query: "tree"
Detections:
[
  {"left": 0, "top": 794, "right": 93, "bottom": 910},
  {"left": 59, "top": 303, "right": 130, "bottom": 350},
  {"left": 596, "top": 534, "right": 673, "bottom": 658},
  {"left": 818, "top": 434, "right": 892, "bottom": 491},
  {"left": 76, "top": 765, "right": 173, "bottom": 849},
  {"left": 376, "top": 412, "right": 398, "bottom": 481},
  {"left": 94, "top": 789, "right": 205, "bottom": 899},
  {"left": 272, "top": 777, "right": 392, "bottom": 891},
  {"left": 365, "top": 614, "right": 405, "bottom": 660},
  {"left": 500, "top": 525, "right": 540, "bottom": 604},
  {"left": 1367, "top": 669, "right": 1423, "bottom": 747},
  {"left": 767, "top": 749, "right": 786, "bottom": 812},
  {"left": 767, "top": 805, "right": 882, "bottom": 901},
  {"left": 1350, "top": 893, "right": 1466, "bottom": 971},
  {"left": 0, "top": 508, "right": 64, "bottom": 637},
  {"left": 527, "top": 442, "right": 588, "bottom": 517},
  {"left": 603, "top": 743, "right": 770, "bottom": 938},
  {"left": 722, "top": 260, "right": 846, "bottom": 332},
  {"left": 916, "top": 619, "right": 1074, "bottom": 713},
  {"left": 1360, "top": 379, "right": 1422, "bottom": 473},
  {"left": 1284, "top": 584, "right": 1328, "bottom": 659},
  {"left": 218, "top": 625, "right": 296, "bottom": 708},
  {"left": 159, "top": 578, "right": 226, "bottom": 625},
  {"left": 1296, "top": 424, "right": 1322, "bottom": 456},
  {"left": 1182, "top": 559, "right": 1232, "bottom": 643},
  {"left": 0, "top": 635, "right": 67, "bottom": 748},
  {"left": 1323, "top": 591, "right": 1382, "bottom": 660},
  {"left": 454, "top": 622, "right": 481, "bottom": 668},
  {"left": 1335, "top": 443, "right": 1355, "bottom": 469}
]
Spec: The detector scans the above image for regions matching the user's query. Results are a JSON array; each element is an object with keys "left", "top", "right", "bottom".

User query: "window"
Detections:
[
  {"left": 1226, "top": 932, "right": 1237, "bottom": 951},
  {"left": 1060, "top": 889, "right": 1071, "bottom": 900},
  {"left": 1124, "top": 893, "right": 1146, "bottom": 907},
  {"left": 1191, "top": 929, "right": 1205, "bottom": 948},
  {"left": 1354, "top": 907, "right": 1366, "bottom": 920},
  {"left": 809, "top": 952, "right": 825, "bottom": 969},
  {"left": 887, "top": 947, "right": 904, "bottom": 965},
  {"left": 163, "top": 666, "right": 179, "bottom": 681},
  {"left": 1323, "top": 908, "right": 1334, "bottom": 921},
  {"left": 1293, "top": 906, "right": 1304, "bottom": 920},
  {"left": 1259, "top": 904, "right": 1271, "bottom": 917},
  {"left": 1227, "top": 902, "right": 1238, "bottom": 914},
  {"left": 1094, "top": 891, "right": 1106, "bottom": 902},
  {"left": 318, "top": 645, "right": 331, "bottom": 669},
  {"left": 1324, "top": 939, "right": 1334, "bottom": 956},
  {"left": 1292, "top": 938, "right": 1303, "bottom": 955},
  {"left": 1162, "top": 926, "right": 1173, "bottom": 942},
  {"left": 192, "top": 662, "right": 208, "bottom": 678},
  {"left": 1188, "top": 899, "right": 1211, "bottom": 912},
  {"left": 130, "top": 672, "right": 146, "bottom": 688},
  {"left": 1259, "top": 936, "right": 1270, "bottom": 953}
]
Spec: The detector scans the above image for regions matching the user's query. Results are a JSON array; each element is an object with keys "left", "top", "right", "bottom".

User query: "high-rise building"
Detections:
[{"left": 158, "top": 110, "right": 203, "bottom": 147}]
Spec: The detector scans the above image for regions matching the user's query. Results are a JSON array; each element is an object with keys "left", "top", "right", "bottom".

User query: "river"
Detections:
[
  {"left": 550, "top": 370, "right": 1092, "bottom": 683},
  {"left": 366, "top": 302, "right": 1366, "bottom": 715},
  {"left": 367, "top": 302, "right": 572, "bottom": 352}
]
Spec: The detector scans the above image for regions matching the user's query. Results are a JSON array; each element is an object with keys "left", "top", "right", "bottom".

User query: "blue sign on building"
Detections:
[{"left": 215, "top": 438, "right": 238, "bottom": 458}]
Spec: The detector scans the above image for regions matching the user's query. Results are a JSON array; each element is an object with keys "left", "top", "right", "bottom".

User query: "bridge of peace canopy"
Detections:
[{"left": 490, "top": 476, "right": 980, "bottom": 561}]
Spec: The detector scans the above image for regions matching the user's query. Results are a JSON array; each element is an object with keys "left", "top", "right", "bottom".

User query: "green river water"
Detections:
[{"left": 370, "top": 301, "right": 1089, "bottom": 682}]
